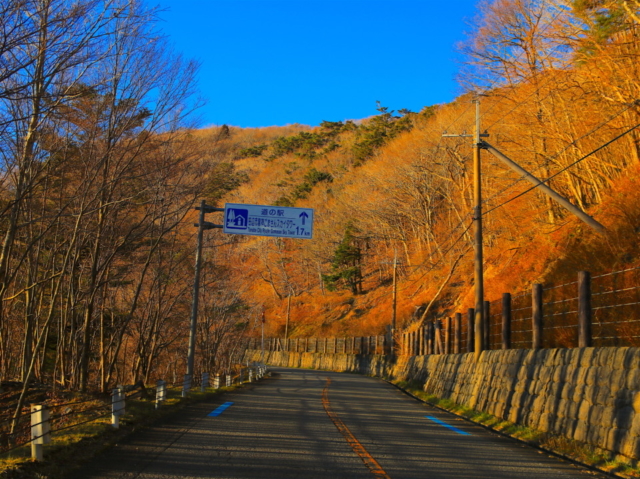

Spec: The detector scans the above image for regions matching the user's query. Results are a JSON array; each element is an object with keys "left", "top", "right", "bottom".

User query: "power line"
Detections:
[
  {"left": 482, "top": 99, "right": 640, "bottom": 207},
  {"left": 483, "top": 119, "right": 640, "bottom": 217}
]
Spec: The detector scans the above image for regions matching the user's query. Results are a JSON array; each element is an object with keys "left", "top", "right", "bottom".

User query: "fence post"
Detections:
[
  {"left": 532, "top": 283, "right": 543, "bottom": 349},
  {"left": 111, "top": 387, "right": 124, "bottom": 428},
  {"left": 201, "top": 372, "right": 209, "bottom": 392},
  {"left": 454, "top": 313, "right": 461, "bottom": 353},
  {"left": 444, "top": 317, "right": 451, "bottom": 354},
  {"left": 182, "top": 374, "right": 191, "bottom": 397},
  {"left": 156, "top": 380, "right": 166, "bottom": 408},
  {"left": 578, "top": 271, "right": 592, "bottom": 347},
  {"left": 425, "top": 323, "right": 431, "bottom": 354},
  {"left": 502, "top": 293, "right": 511, "bottom": 349},
  {"left": 483, "top": 301, "right": 490, "bottom": 350},
  {"left": 467, "top": 308, "right": 475, "bottom": 353},
  {"left": 30, "top": 404, "right": 50, "bottom": 461}
]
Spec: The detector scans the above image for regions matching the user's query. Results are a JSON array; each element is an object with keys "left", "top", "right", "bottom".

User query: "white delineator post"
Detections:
[
  {"left": 201, "top": 372, "right": 209, "bottom": 392},
  {"left": 182, "top": 374, "right": 191, "bottom": 398},
  {"left": 156, "top": 380, "right": 167, "bottom": 409},
  {"left": 31, "top": 404, "right": 51, "bottom": 461},
  {"left": 111, "top": 388, "right": 125, "bottom": 428}
]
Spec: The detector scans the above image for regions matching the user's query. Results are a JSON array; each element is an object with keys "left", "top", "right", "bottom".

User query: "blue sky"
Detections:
[{"left": 154, "top": 0, "right": 480, "bottom": 128}]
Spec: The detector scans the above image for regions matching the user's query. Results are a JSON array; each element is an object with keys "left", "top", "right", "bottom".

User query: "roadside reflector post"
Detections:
[
  {"left": 156, "top": 380, "right": 166, "bottom": 408},
  {"left": 182, "top": 374, "right": 191, "bottom": 397},
  {"left": 226, "top": 374, "right": 231, "bottom": 387},
  {"left": 111, "top": 387, "right": 125, "bottom": 428},
  {"left": 31, "top": 404, "right": 50, "bottom": 461},
  {"left": 213, "top": 374, "right": 220, "bottom": 389},
  {"left": 201, "top": 372, "right": 210, "bottom": 392}
]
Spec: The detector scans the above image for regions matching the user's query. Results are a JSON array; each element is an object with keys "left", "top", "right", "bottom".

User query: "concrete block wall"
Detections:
[{"left": 245, "top": 347, "right": 640, "bottom": 460}]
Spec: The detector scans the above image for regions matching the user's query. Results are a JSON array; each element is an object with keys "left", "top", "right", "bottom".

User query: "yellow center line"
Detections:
[{"left": 321, "top": 377, "right": 392, "bottom": 479}]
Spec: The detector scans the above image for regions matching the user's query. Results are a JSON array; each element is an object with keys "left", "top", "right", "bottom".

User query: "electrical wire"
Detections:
[
  {"left": 482, "top": 118, "right": 640, "bottom": 216},
  {"left": 481, "top": 99, "right": 640, "bottom": 207}
]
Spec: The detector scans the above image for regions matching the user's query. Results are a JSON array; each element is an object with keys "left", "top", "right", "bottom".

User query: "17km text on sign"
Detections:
[{"left": 223, "top": 203, "right": 314, "bottom": 239}]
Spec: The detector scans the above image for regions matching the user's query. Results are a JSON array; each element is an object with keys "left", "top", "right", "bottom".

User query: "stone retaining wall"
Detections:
[{"left": 244, "top": 347, "right": 640, "bottom": 460}]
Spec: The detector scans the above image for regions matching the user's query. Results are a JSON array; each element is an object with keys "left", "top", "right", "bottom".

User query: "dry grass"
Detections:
[{"left": 0, "top": 385, "right": 240, "bottom": 479}]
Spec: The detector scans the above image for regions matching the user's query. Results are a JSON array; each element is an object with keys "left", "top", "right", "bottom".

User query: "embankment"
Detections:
[{"left": 244, "top": 347, "right": 640, "bottom": 461}]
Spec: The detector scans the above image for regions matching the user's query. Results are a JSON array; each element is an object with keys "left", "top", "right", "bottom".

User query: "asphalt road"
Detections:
[{"left": 68, "top": 367, "right": 606, "bottom": 479}]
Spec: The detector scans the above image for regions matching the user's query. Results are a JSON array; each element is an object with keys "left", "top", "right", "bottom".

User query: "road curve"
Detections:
[{"left": 67, "top": 367, "right": 605, "bottom": 479}]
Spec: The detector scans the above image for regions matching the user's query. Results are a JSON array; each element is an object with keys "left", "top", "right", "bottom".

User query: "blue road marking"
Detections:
[
  {"left": 425, "top": 415, "right": 471, "bottom": 435},
  {"left": 208, "top": 402, "right": 234, "bottom": 417}
]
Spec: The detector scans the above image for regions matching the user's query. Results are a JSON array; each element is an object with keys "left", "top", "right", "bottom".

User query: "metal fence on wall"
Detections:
[
  {"left": 249, "top": 336, "right": 388, "bottom": 355},
  {"left": 247, "top": 267, "right": 640, "bottom": 358},
  {"left": 402, "top": 266, "right": 640, "bottom": 355}
]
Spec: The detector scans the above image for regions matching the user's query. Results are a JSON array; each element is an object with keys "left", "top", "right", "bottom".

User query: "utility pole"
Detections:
[
  {"left": 284, "top": 292, "right": 292, "bottom": 351},
  {"left": 443, "top": 97, "right": 488, "bottom": 360},
  {"left": 261, "top": 310, "right": 265, "bottom": 363},
  {"left": 380, "top": 251, "right": 401, "bottom": 357},
  {"left": 391, "top": 251, "right": 400, "bottom": 357},
  {"left": 186, "top": 200, "right": 223, "bottom": 381},
  {"left": 472, "top": 99, "right": 484, "bottom": 359}
]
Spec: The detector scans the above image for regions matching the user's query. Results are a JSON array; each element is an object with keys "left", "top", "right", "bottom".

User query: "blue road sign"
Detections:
[{"left": 223, "top": 203, "right": 314, "bottom": 239}]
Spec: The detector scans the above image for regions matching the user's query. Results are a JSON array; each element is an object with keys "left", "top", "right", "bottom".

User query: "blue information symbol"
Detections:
[{"left": 226, "top": 208, "right": 248, "bottom": 230}]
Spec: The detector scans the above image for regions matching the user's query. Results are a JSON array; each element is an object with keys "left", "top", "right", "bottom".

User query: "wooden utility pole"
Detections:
[
  {"left": 186, "top": 201, "right": 223, "bottom": 380},
  {"left": 443, "top": 98, "right": 487, "bottom": 360},
  {"left": 391, "top": 251, "right": 398, "bottom": 357},
  {"left": 378, "top": 252, "right": 401, "bottom": 357},
  {"left": 472, "top": 99, "right": 484, "bottom": 360}
]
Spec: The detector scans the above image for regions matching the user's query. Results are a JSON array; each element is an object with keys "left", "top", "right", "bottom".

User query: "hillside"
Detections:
[
  {"left": 200, "top": 1, "right": 640, "bottom": 342},
  {"left": 1, "top": 0, "right": 640, "bottom": 398}
]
